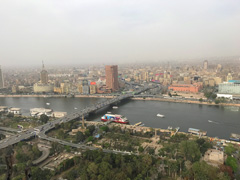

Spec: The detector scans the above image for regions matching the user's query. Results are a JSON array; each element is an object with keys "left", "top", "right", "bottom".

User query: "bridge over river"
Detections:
[{"left": 0, "top": 84, "right": 158, "bottom": 151}]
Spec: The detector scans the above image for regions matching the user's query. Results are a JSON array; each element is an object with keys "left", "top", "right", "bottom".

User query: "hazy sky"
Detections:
[{"left": 0, "top": 0, "right": 240, "bottom": 66}]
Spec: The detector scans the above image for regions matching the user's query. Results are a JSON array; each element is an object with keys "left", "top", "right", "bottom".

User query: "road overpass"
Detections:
[
  {"left": 32, "top": 145, "right": 50, "bottom": 165},
  {"left": 0, "top": 127, "right": 18, "bottom": 133}
]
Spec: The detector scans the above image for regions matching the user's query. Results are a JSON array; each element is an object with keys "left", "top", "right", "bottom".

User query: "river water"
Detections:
[{"left": 0, "top": 97, "right": 239, "bottom": 139}]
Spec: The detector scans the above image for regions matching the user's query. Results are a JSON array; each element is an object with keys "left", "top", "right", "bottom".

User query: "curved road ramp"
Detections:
[{"left": 32, "top": 144, "right": 50, "bottom": 165}]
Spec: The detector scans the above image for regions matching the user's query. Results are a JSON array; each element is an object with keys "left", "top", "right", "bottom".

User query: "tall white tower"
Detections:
[
  {"left": 0, "top": 66, "right": 4, "bottom": 89},
  {"left": 203, "top": 60, "right": 208, "bottom": 70}
]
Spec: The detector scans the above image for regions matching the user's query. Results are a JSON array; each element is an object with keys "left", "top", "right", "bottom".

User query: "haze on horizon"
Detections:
[{"left": 0, "top": 0, "right": 240, "bottom": 67}]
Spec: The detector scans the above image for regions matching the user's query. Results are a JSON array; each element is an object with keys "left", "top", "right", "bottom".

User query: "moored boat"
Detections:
[
  {"left": 188, "top": 128, "right": 207, "bottom": 136},
  {"left": 229, "top": 133, "right": 240, "bottom": 142},
  {"left": 134, "top": 122, "right": 142, "bottom": 126},
  {"left": 101, "top": 114, "right": 129, "bottom": 124}
]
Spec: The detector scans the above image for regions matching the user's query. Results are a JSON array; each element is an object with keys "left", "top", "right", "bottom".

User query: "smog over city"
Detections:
[
  {"left": 1, "top": 1, "right": 240, "bottom": 180},
  {"left": 0, "top": 0, "right": 240, "bottom": 67}
]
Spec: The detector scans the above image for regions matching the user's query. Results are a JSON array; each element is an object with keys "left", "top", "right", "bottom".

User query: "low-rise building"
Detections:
[
  {"left": 168, "top": 84, "right": 201, "bottom": 93},
  {"left": 0, "top": 106, "right": 8, "bottom": 113},
  {"left": 52, "top": 112, "right": 67, "bottom": 118},
  {"left": 33, "top": 83, "right": 54, "bottom": 93},
  {"left": 30, "top": 108, "right": 53, "bottom": 117},
  {"left": 8, "top": 108, "right": 21, "bottom": 115},
  {"left": 203, "top": 149, "right": 225, "bottom": 167}
]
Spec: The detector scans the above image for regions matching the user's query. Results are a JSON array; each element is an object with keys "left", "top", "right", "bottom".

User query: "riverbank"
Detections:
[
  {"left": 1, "top": 94, "right": 240, "bottom": 107},
  {"left": 0, "top": 94, "right": 115, "bottom": 98},
  {"left": 131, "top": 97, "right": 240, "bottom": 107}
]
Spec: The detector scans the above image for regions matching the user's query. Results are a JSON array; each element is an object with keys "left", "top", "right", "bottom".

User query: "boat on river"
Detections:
[
  {"left": 157, "top": 114, "right": 165, "bottom": 118},
  {"left": 101, "top": 114, "right": 129, "bottom": 124}
]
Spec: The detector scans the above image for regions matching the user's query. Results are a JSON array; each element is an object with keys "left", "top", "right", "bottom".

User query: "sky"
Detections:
[{"left": 0, "top": 0, "right": 240, "bottom": 66}]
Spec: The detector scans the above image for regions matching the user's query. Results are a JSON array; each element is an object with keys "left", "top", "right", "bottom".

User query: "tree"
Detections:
[
  {"left": 87, "top": 136, "right": 94, "bottom": 142},
  {"left": 31, "top": 167, "right": 52, "bottom": 180},
  {"left": 57, "top": 129, "right": 65, "bottom": 139},
  {"left": 225, "top": 145, "right": 236, "bottom": 156},
  {"left": 148, "top": 148, "right": 155, "bottom": 155},
  {"left": 179, "top": 141, "right": 201, "bottom": 162},
  {"left": 196, "top": 138, "right": 212, "bottom": 155},
  {"left": 215, "top": 99, "right": 220, "bottom": 104},
  {"left": 100, "top": 126, "right": 109, "bottom": 132},
  {"left": 225, "top": 156, "right": 238, "bottom": 172},
  {"left": 39, "top": 114, "right": 49, "bottom": 123},
  {"left": 76, "top": 131, "right": 85, "bottom": 142},
  {"left": 87, "top": 162, "right": 99, "bottom": 175},
  {"left": 65, "top": 145, "right": 71, "bottom": 153},
  {"left": 168, "top": 92, "right": 172, "bottom": 97},
  {"left": 7, "top": 113, "right": 14, "bottom": 118},
  {"left": 50, "top": 142, "right": 63, "bottom": 154},
  {"left": 138, "top": 146, "right": 144, "bottom": 153},
  {"left": 87, "top": 125, "right": 95, "bottom": 135},
  {"left": 199, "top": 98, "right": 203, "bottom": 102}
]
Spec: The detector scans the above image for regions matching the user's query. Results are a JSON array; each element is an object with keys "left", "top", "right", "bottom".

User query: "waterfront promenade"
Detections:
[
  {"left": 0, "top": 94, "right": 115, "bottom": 98},
  {"left": 132, "top": 97, "right": 240, "bottom": 107}
]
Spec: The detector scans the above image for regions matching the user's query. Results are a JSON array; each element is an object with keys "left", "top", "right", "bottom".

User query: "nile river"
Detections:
[{"left": 0, "top": 97, "right": 239, "bottom": 139}]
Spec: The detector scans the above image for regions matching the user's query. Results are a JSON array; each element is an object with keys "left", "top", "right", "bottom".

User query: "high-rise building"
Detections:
[
  {"left": 105, "top": 65, "right": 119, "bottom": 92},
  {"left": 218, "top": 82, "right": 240, "bottom": 95},
  {"left": 0, "top": 66, "right": 4, "bottom": 89},
  {"left": 216, "top": 64, "right": 222, "bottom": 72},
  {"left": 203, "top": 60, "right": 208, "bottom": 70},
  {"left": 40, "top": 61, "right": 48, "bottom": 84}
]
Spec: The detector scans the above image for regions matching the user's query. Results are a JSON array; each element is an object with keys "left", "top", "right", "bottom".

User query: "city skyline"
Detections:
[
  {"left": 0, "top": 0, "right": 240, "bottom": 66},
  {"left": 0, "top": 1, "right": 240, "bottom": 179}
]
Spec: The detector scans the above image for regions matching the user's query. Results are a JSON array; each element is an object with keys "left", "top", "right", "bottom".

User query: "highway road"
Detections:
[
  {"left": 32, "top": 145, "right": 50, "bottom": 165},
  {"left": 39, "top": 133, "right": 132, "bottom": 155},
  {"left": 0, "top": 127, "right": 19, "bottom": 133},
  {"left": 0, "top": 84, "right": 158, "bottom": 151}
]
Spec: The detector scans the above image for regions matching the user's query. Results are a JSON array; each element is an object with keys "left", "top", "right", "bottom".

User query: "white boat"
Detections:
[
  {"left": 46, "top": 103, "right": 50, "bottom": 105},
  {"left": 134, "top": 122, "right": 142, "bottom": 126},
  {"left": 112, "top": 106, "right": 118, "bottom": 109},
  {"left": 168, "top": 126, "right": 172, "bottom": 130},
  {"left": 157, "top": 114, "right": 165, "bottom": 118},
  {"left": 74, "top": 107, "right": 78, "bottom": 110},
  {"left": 175, "top": 127, "right": 180, "bottom": 131}
]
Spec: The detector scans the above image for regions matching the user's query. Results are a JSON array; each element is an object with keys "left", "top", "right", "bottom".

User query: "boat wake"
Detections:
[{"left": 208, "top": 120, "right": 219, "bottom": 124}]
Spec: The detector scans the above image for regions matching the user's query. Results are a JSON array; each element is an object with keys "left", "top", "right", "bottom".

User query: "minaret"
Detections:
[{"left": 40, "top": 61, "right": 48, "bottom": 84}]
